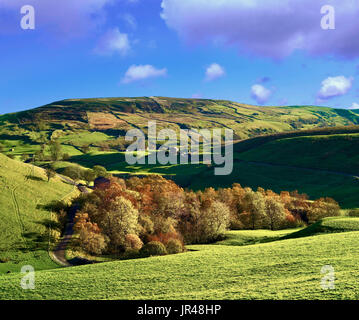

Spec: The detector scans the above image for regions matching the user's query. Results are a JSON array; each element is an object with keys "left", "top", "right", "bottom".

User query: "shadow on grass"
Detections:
[
  {"left": 15, "top": 231, "right": 55, "bottom": 253},
  {"left": 36, "top": 200, "right": 69, "bottom": 213},
  {"left": 280, "top": 217, "right": 359, "bottom": 241},
  {"left": 68, "top": 257, "right": 97, "bottom": 266},
  {"left": 25, "top": 175, "right": 44, "bottom": 182},
  {"left": 35, "top": 219, "right": 63, "bottom": 232}
]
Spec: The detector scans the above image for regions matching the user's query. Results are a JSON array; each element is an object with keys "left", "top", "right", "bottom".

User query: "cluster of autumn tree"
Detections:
[{"left": 71, "top": 175, "right": 341, "bottom": 256}]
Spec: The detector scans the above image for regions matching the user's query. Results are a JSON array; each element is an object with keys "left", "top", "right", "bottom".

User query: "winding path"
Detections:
[{"left": 51, "top": 177, "right": 89, "bottom": 267}]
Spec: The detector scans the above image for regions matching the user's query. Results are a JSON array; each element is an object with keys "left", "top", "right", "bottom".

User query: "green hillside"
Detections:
[
  {"left": 2, "top": 97, "right": 359, "bottom": 152},
  {"left": 2, "top": 220, "right": 359, "bottom": 299},
  {"left": 236, "top": 132, "right": 359, "bottom": 175},
  {"left": 192, "top": 129, "right": 359, "bottom": 208},
  {"left": 0, "top": 154, "right": 78, "bottom": 274},
  {"left": 1, "top": 97, "right": 359, "bottom": 209},
  {"left": 187, "top": 160, "right": 359, "bottom": 208},
  {"left": 283, "top": 217, "right": 359, "bottom": 239}
]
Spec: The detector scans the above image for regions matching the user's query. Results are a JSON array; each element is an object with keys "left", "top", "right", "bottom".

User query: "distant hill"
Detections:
[
  {"left": 2, "top": 96, "right": 359, "bottom": 140},
  {"left": 1, "top": 97, "right": 359, "bottom": 208}
]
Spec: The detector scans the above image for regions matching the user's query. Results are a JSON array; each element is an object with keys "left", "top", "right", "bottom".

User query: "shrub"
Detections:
[
  {"left": 62, "top": 153, "right": 70, "bottom": 161},
  {"left": 121, "top": 249, "right": 141, "bottom": 260},
  {"left": 63, "top": 166, "right": 83, "bottom": 181},
  {"left": 230, "top": 218, "right": 245, "bottom": 230},
  {"left": 140, "top": 241, "right": 167, "bottom": 257},
  {"left": 0, "top": 257, "right": 10, "bottom": 263},
  {"left": 124, "top": 234, "right": 143, "bottom": 251},
  {"left": 348, "top": 209, "right": 359, "bottom": 217},
  {"left": 166, "top": 239, "right": 183, "bottom": 254},
  {"left": 93, "top": 165, "right": 108, "bottom": 178},
  {"left": 78, "top": 229, "right": 107, "bottom": 255},
  {"left": 307, "top": 198, "right": 341, "bottom": 224},
  {"left": 83, "top": 169, "right": 97, "bottom": 185}
]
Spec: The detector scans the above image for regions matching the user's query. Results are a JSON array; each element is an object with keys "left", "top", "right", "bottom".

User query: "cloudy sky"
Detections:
[{"left": 1, "top": 0, "right": 359, "bottom": 113}]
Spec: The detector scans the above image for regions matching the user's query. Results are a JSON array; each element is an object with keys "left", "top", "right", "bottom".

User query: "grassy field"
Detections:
[
  {"left": 213, "top": 229, "right": 300, "bottom": 246},
  {"left": 0, "top": 154, "right": 78, "bottom": 274},
  {"left": 283, "top": 217, "right": 359, "bottom": 239},
  {"left": 2, "top": 217, "right": 359, "bottom": 299}
]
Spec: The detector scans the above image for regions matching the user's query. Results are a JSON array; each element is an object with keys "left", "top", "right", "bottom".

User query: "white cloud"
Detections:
[
  {"left": 205, "top": 63, "right": 225, "bottom": 81},
  {"left": 95, "top": 28, "right": 131, "bottom": 56},
  {"left": 123, "top": 13, "right": 137, "bottom": 30},
  {"left": 122, "top": 65, "right": 167, "bottom": 83},
  {"left": 160, "top": 0, "right": 359, "bottom": 59},
  {"left": 349, "top": 102, "right": 359, "bottom": 109},
  {"left": 317, "top": 76, "right": 353, "bottom": 100},
  {"left": 251, "top": 84, "right": 272, "bottom": 105}
]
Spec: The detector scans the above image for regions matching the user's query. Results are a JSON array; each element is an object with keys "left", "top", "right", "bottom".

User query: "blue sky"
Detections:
[{"left": 1, "top": 0, "right": 359, "bottom": 114}]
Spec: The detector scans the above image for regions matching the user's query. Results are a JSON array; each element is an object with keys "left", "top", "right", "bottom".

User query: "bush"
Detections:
[
  {"left": 166, "top": 239, "right": 183, "bottom": 254},
  {"left": 63, "top": 166, "right": 83, "bottom": 181},
  {"left": 140, "top": 241, "right": 167, "bottom": 257},
  {"left": 0, "top": 257, "right": 10, "bottom": 263},
  {"left": 124, "top": 234, "right": 143, "bottom": 251},
  {"left": 121, "top": 249, "right": 141, "bottom": 260},
  {"left": 62, "top": 153, "right": 70, "bottom": 161},
  {"left": 93, "top": 165, "right": 108, "bottom": 178},
  {"left": 307, "top": 198, "right": 340, "bottom": 224},
  {"left": 78, "top": 229, "right": 107, "bottom": 255},
  {"left": 348, "top": 209, "right": 359, "bottom": 217}
]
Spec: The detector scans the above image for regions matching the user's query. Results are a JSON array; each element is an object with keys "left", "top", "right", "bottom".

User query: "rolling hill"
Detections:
[
  {"left": 1, "top": 97, "right": 359, "bottom": 208},
  {"left": 236, "top": 131, "right": 359, "bottom": 175},
  {"left": 2, "top": 217, "right": 359, "bottom": 299},
  {"left": 2, "top": 97, "right": 359, "bottom": 300},
  {"left": 2, "top": 97, "right": 359, "bottom": 142},
  {"left": 0, "top": 153, "right": 78, "bottom": 274},
  {"left": 186, "top": 130, "right": 359, "bottom": 208}
]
